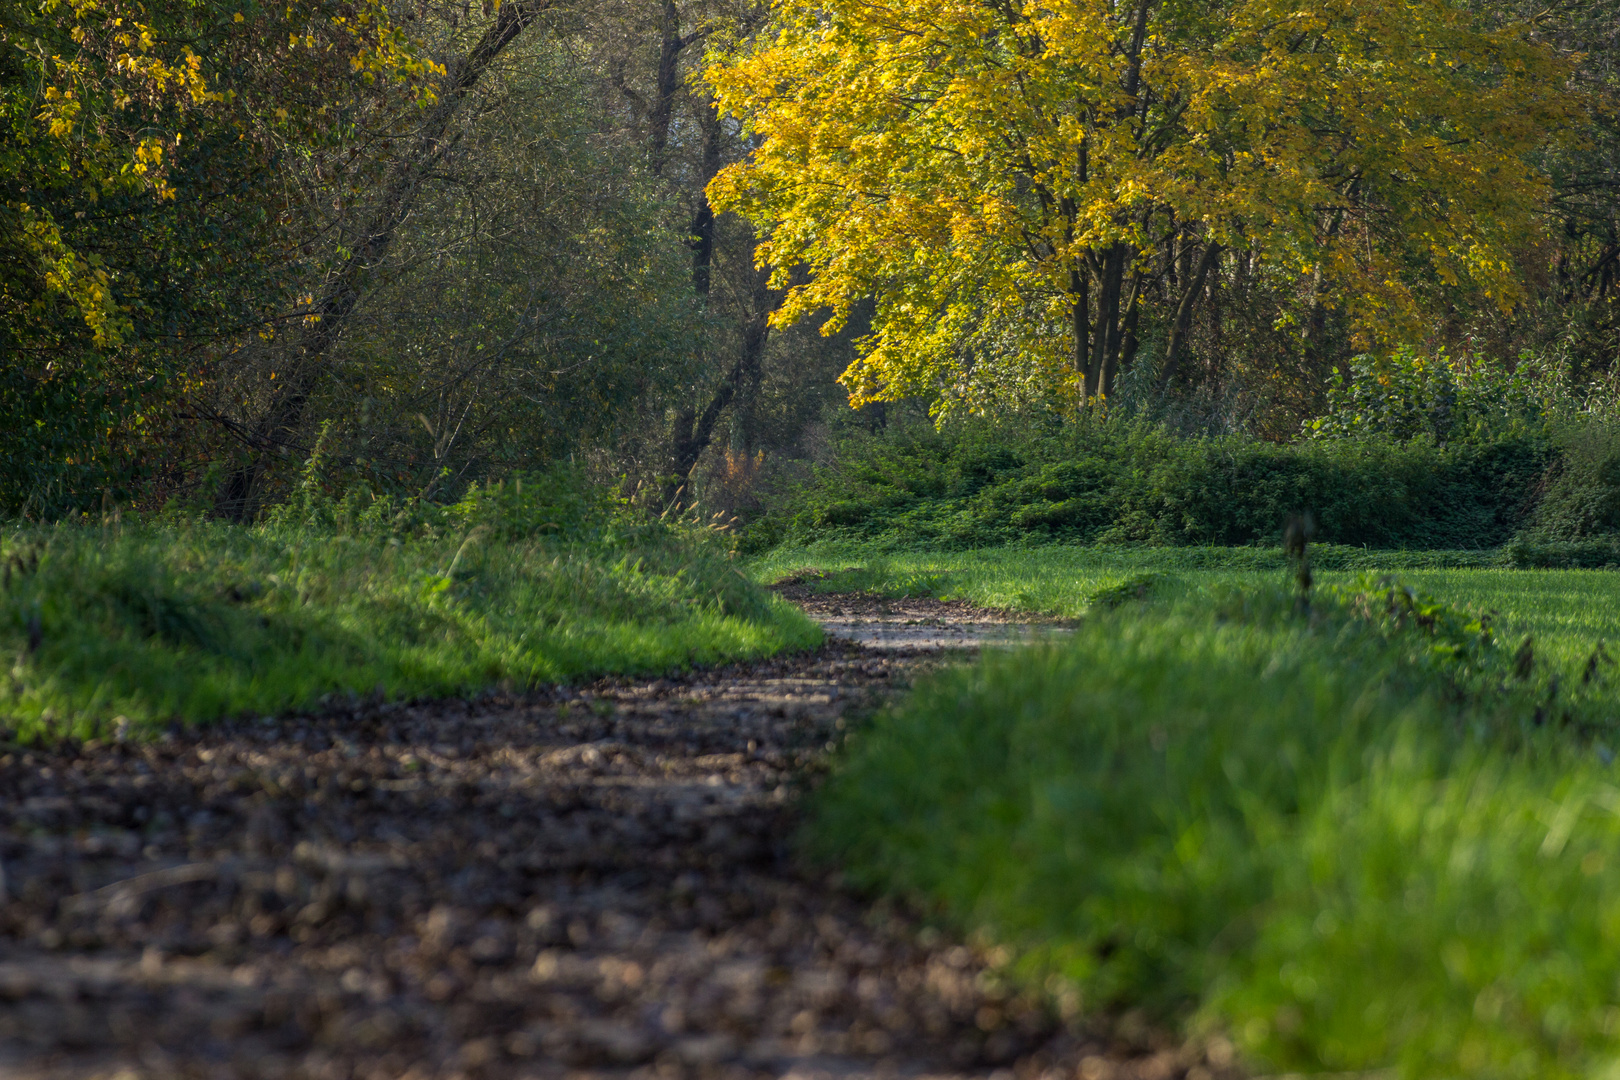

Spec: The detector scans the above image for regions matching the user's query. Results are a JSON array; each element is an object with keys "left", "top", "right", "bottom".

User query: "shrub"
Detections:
[
  {"left": 1519, "top": 420, "right": 1620, "bottom": 543},
  {"left": 1302, "top": 347, "right": 1548, "bottom": 444},
  {"left": 750, "top": 419, "right": 1551, "bottom": 551}
]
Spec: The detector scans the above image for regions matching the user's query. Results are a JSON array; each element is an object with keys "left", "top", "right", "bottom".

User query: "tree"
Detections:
[
  {"left": 1524, "top": 0, "right": 1619, "bottom": 375},
  {"left": 209, "top": 0, "right": 562, "bottom": 517},
  {"left": 234, "top": 35, "right": 705, "bottom": 495},
  {"left": 0, "top": 0, "right": 437, "bottom": 513},
  {"left": 706, "top": 0, "right": 1573, "bottom": 417},
  {"left": 588, "top": 0, "right": 787, "bottom": 502}
]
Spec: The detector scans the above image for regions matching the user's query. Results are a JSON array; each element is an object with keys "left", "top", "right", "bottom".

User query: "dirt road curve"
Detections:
[{"left": 0, "top": 596, "right": 1237, "bottom": 1080}]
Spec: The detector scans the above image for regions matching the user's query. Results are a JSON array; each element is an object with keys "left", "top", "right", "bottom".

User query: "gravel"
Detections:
[{"left": 0, "top": 603, "right": 1239, "bottom": 1080}]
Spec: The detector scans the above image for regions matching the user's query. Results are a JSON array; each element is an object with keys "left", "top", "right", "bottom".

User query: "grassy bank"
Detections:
[
  {"left": 806, "top": 578, "right": 1620, "bottom": 1078},
  {"left": 0, "top": 489, "right": 818, "bottom": 742}
]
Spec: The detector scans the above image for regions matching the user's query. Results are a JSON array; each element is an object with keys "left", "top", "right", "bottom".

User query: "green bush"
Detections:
[
  {"left": 1520, "top": 420, "right": 1620, "bottom": 543},
  {"left": 751, "top": 419, "right": 1550, "bottom": 551},
  {"left": 1302, "top": 347, "right": 1549, "bottom": 444},
  {"left": 1500, "top": 536, "right": 1620, "bottom": 569},
  {"left": 807, "top": 580, "right": 1620, "bottom": 1077}
]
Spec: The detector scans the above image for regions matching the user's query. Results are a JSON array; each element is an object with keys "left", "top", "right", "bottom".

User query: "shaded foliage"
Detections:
[{"left": 748, "top": 419, "right": 1551, "bottom": 552}]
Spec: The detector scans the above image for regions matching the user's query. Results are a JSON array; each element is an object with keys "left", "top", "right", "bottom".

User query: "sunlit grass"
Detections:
[
  {"left": 1, "top": 521, "right": 819, "bottom": 742},
  {"left": 750, "top": 542, "right": 1620, "bottom": 683},
  {"left": 1394, "top": 569, "right": 1620, "bottom": 671},
  {"left": 807, "top": 579, "right": 1620, "bottom": 1079}
]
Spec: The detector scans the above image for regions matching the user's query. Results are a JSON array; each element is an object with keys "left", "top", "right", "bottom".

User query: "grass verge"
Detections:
[
  {"left": 1, "top": 513, "right": 818, "bottom": 743},
  {"left": 806, "top": 578, "right": 1620, "bottom": 1078}
]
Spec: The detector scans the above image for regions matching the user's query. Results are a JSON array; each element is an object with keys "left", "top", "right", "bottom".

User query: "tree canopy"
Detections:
[
  {"left": 0, "top": 0, "right": 440, "bottom": 508},
  {"left": 706, "top": 0, "right": 1576, "bottom": 415},
  {"left": 0, "top": 0, "right": 1613, "bottom": 517}
]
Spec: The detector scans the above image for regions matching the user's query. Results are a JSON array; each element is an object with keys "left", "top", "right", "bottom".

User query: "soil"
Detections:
[{"left": 0, "top": 595, "right": 1236, "bottom": 1080}]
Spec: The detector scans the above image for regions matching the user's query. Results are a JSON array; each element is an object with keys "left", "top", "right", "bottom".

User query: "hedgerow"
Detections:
[{"left": 747, "top": 420, "right": 1552, "bottom": 552}]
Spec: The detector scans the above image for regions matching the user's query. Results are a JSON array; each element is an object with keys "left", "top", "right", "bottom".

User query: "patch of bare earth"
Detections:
[{"left": 0, "top": 604, "right": 1234, "bottom": 1080}]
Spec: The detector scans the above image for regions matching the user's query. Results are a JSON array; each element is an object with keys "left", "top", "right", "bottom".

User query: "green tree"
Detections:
[{"left": 0, "top": 0, "right": 436, "bottom": 514}]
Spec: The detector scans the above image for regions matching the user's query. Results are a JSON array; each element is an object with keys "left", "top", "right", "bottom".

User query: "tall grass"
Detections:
[
  {"left": 0, "top": 494, "right": 818, "bottom": 742},
  {"left": 807, "top": 580, "right": 1620, "bottom": 1078}
]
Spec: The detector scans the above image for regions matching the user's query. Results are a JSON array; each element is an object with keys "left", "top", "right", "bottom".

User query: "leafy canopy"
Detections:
[
  {"left": 2, "top": 0, "right": 438, "bottom": 346},
  {"left": 706, "top": 0, "right": 1573, "bottom": 414}
]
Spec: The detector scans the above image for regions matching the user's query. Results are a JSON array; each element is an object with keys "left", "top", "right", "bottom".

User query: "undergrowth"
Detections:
[
  {"left": 807, "top": 576, "right": 1620, "bottom": 1078},
  {"left": 0, "top": 469, "right": 818, "bottom": 742}
]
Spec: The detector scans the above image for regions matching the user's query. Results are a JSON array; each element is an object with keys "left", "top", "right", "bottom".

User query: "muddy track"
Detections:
[{"left": 0, "top": 597, "right": 1235, "bottom": 1080}]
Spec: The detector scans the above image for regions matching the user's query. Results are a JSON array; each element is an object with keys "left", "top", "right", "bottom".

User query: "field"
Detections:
[
  {"left": 759, "top": 541, "right": 1620, "bottom": 1078},
  {"left": 751, "top": 543, "right": 1620, "bottom": 673}
]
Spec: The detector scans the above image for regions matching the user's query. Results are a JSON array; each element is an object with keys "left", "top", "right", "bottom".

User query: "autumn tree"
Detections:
[{"left": 706, "top": 0, "right": 1573, "bottom": 416}]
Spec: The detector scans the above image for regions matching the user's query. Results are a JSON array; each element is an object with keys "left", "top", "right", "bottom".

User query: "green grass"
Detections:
[
  {"left": 0, "top": 518, "right": 819, "bottom": 742},
  {"left": 751, "top": 542, "right": 1620, "bottom": 681},
  {"left": 1393, "top": 569, "right": 1620, "bottom": 672},
  {"left": 806, "top": 578, "right": 1620, "bottom": 1079}
]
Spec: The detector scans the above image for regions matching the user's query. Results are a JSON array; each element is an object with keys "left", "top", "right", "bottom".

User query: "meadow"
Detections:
[{"left": 763, "top": 541, "right": 1620, "bottom": 1079}]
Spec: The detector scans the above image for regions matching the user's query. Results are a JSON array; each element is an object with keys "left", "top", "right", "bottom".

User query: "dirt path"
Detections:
[
  {"left": 770, "top": 582, "right": 1071, "bottom": 652},
  {"left": 0, "top": 597, "right": 1232, "bottom": 1080}
]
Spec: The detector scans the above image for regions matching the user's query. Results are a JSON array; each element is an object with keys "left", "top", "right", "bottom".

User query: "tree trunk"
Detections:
[
  {"left": 1088, "top": 243, "right": 1125, "bottom": 399},
  {"left": 213, "top": 0, "right": 553, "bottom": 520},
  {"left": 687, "top": 99, "right": 723, "bottom": 297},
  {"left": 1070, "top": 267, "right": 1091, "bottom": 397},
  {"left": 1300, "top": 207, "right": 1344, "bottom": 365},
  {"left": 660, "top": 86, "right": 776, "bottom": 504},
  {"left": 1157, "top": 241, "right": 1220, "bottom": 392},
  {"left": 1101, "top": 270, "right": 1146, "bottom": 398},
  {"left": 664, "top": 265, "right": 774, "bottom": 508},
  {"left": 1118, "top": 288, "right": 1141, "bottom": 380},
  {"left": 665, "top": 372, "right": 738, "bottom": 509},
  {"left": 646, "top": 0, "right": 683, "bottom": 178},
  {"left": 1080, "top": 0, "right": 1151, "bottom": 404}
]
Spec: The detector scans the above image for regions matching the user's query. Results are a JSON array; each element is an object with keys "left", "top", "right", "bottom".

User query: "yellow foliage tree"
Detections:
[{"left": 706, "top": 0, "right": 1574, "bottom": 413}]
